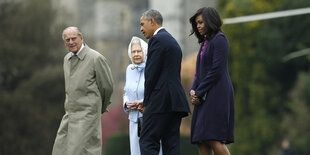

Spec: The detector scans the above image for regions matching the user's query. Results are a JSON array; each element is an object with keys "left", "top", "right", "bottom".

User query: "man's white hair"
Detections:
[{"left": 62, "top": 26, "right": 83, "bottom": 40}]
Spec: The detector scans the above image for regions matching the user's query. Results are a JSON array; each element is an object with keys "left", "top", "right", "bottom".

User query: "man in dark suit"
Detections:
[{"left": 138, "top": 9, "right": 191, "bottom": 155}]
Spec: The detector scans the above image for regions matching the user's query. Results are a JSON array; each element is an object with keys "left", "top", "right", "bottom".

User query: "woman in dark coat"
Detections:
[{"left": 189, "top": 7, "right": 235, "bottom": 155}]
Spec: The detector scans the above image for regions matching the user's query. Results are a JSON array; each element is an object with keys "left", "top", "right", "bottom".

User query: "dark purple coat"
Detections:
[{"left": 190, "top": 32, "right": 234, "bottom": 144}]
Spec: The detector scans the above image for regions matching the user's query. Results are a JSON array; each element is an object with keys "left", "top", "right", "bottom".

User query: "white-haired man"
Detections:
[{"left": 52, "top": 26, "right": 114, "bottom": 155}]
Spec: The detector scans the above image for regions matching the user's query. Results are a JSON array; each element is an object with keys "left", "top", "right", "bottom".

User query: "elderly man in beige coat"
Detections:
[{"left": 52, "top": 26, "right": 114, "bottom": 155}]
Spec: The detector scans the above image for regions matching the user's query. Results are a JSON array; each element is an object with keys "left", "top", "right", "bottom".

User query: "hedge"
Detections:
[{"left": 104, "top": 133, "right": 198, "bottom": 155}]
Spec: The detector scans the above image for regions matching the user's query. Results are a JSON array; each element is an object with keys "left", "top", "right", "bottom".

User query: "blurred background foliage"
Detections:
[
  {"left": 0, "top": 0, "right": 65, "bottom": 154},
  {"left": 218, "top": 0, "right": 310, "bottom": 154},
  {"left": 0, "top": 0, "right": 310, "bottom": 154}
]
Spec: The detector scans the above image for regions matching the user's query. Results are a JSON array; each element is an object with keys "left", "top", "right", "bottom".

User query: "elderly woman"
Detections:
[{"left": 123, "top": 36, "right": 162, "bottom": 155}]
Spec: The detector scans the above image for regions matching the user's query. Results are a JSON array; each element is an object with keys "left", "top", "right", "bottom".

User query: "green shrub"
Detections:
[{"left": 104, "top": 133, "right": 130, "bottom": 155}]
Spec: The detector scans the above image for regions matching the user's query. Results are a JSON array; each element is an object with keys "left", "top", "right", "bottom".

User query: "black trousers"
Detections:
[{"left": 139, "top": 112, "right": 182, "bottom": 155}]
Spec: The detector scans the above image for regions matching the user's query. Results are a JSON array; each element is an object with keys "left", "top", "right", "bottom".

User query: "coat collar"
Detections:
[
  {"left": 153, "top": 27, "right": 165, "bottom": 36},
  {"left": 67, "top": 44, "right": 88, "bottom": 60}
]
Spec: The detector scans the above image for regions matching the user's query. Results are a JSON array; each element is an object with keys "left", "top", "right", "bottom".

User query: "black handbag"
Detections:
[{"left": 137, "top": 117, "right": 143, "bottom": 137}]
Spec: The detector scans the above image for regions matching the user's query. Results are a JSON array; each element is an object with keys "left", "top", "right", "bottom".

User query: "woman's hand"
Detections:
[
  {"left": 191, "top": 96, "right": 201, "bottom": 105},
  {"left": 137, "top": 101, "right": 145, "bottom": 113},
  {"left": 126, "top": 101, "right": 138, "bottom": 110},
  {"left": 190, "top": 90, "right": 195, "bottom": 97},
  {"left": 190, "top": 90, "right": 201, "bottom": 105}
]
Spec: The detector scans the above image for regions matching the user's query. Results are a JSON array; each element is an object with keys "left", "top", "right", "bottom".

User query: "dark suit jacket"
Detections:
[{"left": 143, "top": 29, "right": 190, "bottom": 115}]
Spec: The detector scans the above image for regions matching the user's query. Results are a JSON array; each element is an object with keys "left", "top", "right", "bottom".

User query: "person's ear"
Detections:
[{"left": 150, "top": 18, "right": 156, "bottom": 26}]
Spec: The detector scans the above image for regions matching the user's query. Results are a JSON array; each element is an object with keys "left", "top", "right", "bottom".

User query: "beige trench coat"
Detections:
[{"left": 52, "top": 45, "right": 113, "bottom": 155}]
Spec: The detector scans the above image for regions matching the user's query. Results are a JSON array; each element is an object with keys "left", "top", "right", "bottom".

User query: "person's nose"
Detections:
[{"left": 69, "top": 39, "right": 74, "bottom": 44}]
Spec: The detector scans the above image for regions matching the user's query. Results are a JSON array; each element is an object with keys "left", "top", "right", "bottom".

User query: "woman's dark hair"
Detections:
[{"left": 190, "top": 7, "right": 223, "bottom": 43}]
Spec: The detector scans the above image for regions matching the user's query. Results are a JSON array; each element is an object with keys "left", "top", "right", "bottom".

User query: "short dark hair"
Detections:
[
  {"left": 189, "top": 7, "right": 223, "bottom": 43},
  {"left": 142, "top": 9, "right": 163, "bottom": 25}
]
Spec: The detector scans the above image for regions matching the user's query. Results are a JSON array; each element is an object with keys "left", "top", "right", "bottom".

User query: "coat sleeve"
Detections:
[
  {"left": 123, "top": 95, "right": 129, "bottom": 114},
  {"left": 190, "top": 61, "right": 199, "bottom": 91},
  {"left": 123, "top": 66, "right": 130, "bottom": 114},
  {"left": 95, "top": 55, "right": 114, "bottom": 113},
  {"left": 144, "top": 37, "right": 164, "bottom": 104},
  {"left": 195, "top": 35, "right": 229, "bottom": 98},
  {"left": 190, "top": 45, "right": 202, "bottom": 91}
]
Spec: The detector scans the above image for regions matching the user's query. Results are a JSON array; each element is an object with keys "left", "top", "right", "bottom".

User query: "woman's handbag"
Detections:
[{"left": 137, "top": 117, "right": 143, "bottom": 137}]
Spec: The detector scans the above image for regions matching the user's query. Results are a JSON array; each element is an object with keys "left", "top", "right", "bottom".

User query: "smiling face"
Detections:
[
  {"left": 131, "top": 44, "right": 144, "bottom": 64},
  {"left": 140, "top": 16, "right": 155, "bottom": 39},
  {"left": 195, "top": 14, "right": 207, "bottom": 35},
  {"left": 63, "top": 28, "right": 83, "bottom": 53}
]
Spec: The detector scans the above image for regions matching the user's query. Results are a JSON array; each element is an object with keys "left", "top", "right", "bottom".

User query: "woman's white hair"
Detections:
[{"left": 127, "top": 36, "right": 148, "bottom": 64}]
